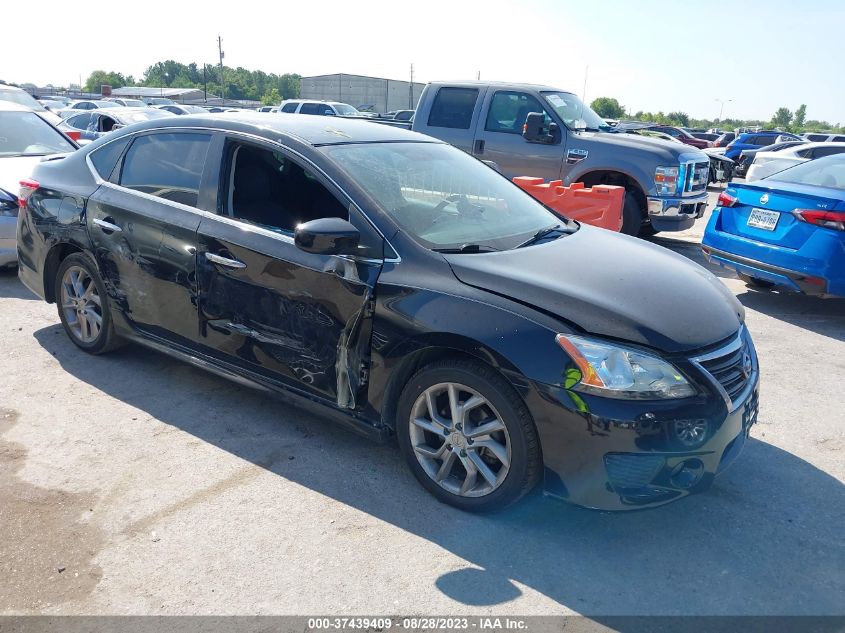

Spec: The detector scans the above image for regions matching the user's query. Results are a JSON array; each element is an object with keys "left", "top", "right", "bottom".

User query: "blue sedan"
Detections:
[{"left": 702, "top": 154, "right": 845, "bottom": 298}]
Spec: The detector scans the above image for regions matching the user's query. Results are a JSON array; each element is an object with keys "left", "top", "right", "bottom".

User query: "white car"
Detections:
[
  {"left": 0, "top": 102, "right": 78, "bottom": 267},
  {"left": 277, "top": 99, "right": 361, "bottom": 116},
  {"left": 746, "top": 142, "right": 845, "bottom": 181},
  {"left": 57, "top": 100, "right": 124, "bottom": 119},
  {"left": 0, "top": 84, "right": 63, "bottom": 126}
]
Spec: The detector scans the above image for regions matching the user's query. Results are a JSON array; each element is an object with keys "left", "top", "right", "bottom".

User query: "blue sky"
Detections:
[{"left": 4, "top": 0, "right": 843, "bottom": 123}]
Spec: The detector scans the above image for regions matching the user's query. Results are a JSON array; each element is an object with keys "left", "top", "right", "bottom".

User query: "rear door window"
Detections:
[
  {"left": 118, "top": 132, "right": 212, "bottom": 207},
  {"left": 810, "top": 146, "right": 845, "bottom": 159},
  {"left": 299, "top": 102, "right": 331, "bottom": 115},
  {"left": 428, "top": 87, "right": 478, "bottom": 129},
  {"left": 281, "top": 103, "right": 299, "bottom": 113}
]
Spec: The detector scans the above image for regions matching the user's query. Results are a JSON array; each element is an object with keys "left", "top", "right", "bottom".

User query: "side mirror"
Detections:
[
  {"left": 522, "top": 112, "right": 558, "bottom": 144},
  {"left": 295, "top": 217, "right": 360, "bottom": 255}
]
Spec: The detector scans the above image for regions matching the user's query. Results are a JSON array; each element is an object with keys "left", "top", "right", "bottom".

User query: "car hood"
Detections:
[
  {"left": 444, "top": 225, "right": 743, "bottom": 354},
  {"left": 575, "top": 129, "right": 705, "bottom": 162},
  {"left": 0, "top": 156, "right": 45, "bottom": 199}
]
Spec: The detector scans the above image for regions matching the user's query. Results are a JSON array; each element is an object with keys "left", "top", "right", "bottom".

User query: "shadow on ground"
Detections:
[
  {"left": 0, "top": 268, "right": 37, "bottom": 301},
  {"left": 33, "top": 326, "right": 845, "bottom": 616}
]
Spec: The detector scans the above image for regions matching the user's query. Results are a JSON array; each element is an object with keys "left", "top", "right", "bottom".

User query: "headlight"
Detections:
[
  {"left": 556, "top": 334, "right": 695, "bottom": 400},
  {"left": 654, "top": 166, "right": 679, "bottom": 196}
]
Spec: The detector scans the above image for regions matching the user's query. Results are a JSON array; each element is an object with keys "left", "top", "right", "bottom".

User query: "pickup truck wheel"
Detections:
[
  {"left": 620, "top": 194, "right": 643, "bottom": 236},
  {"left": 396, "top": 358, "right": 541, "bottom": 512}
]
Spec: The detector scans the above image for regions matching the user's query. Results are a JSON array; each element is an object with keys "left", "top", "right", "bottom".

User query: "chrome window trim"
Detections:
[{"left": 84, "top": 125, "right": 401, "bottom": 263}]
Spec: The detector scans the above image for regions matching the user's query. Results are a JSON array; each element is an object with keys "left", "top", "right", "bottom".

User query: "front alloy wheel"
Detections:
[
  {"left": 397, "top": 359, "right": 541, "bottom": 511},
  {"left": 409, "top": 382, "right": 511, "bottom": 498}
]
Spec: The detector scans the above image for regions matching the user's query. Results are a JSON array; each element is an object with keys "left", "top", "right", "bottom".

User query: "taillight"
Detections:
[
  {"left": 19, "top": 179, "right": 40, "bottom": 208},
  {"left": 717, "top": 191, "right": 737, "bottom": 207},
  {"left": 793, "top": 209, "right": 845, "bottom": 231},
  {"left": 65, "top": 130, "right": 82, "bottom": 142}
]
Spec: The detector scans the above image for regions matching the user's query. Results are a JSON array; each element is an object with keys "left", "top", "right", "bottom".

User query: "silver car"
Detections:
[{"left": 0, "top": 102, "right": 78, "bottom": 267}]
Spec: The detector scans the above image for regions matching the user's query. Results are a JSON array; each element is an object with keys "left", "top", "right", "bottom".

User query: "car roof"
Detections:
[
  {"left": 427, "top": 80, "right": 570, "bottom": 93},
  {"left": 114, "top": 111, "right": 438, "bottom": 146}
]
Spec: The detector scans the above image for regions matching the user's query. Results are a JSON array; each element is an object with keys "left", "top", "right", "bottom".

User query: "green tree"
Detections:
[
  {"left": 590, "top": 97, "right": 625, "bottom": 119},
  {"left": 84, "top": 70, "right": 130, "bottom": 93},
  {"left": 261, "top": 88, "right": 281, "bottom": 106},
  {"left": 667, "top": 111, "right": 690, "bottom": 127},
  {"left": 771, "top": 107, "right": 793, "bottom": 129},
  {"left": 793, "top": 104, "right": 807, "bottom": 129}
]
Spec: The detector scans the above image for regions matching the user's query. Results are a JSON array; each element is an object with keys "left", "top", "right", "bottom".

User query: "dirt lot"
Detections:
[{"left": 1, "top": 189, "right": 843, "bottom": 616}]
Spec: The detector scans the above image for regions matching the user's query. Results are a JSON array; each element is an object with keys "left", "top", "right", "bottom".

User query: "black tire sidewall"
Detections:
[
  {"left": 621, "top": 193, "right": 643, "bottom": 236},
  {"left": 55, "top": 253, "right": 115, "bottom": 354},
  {"left": 396, "top": 361, "right": 538, "bottom": 512}
]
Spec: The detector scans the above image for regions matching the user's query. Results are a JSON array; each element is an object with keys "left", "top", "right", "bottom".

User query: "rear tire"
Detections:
[
  {"left": 55, "top": 253, "right": 123, "bottom": 354},
  {"left": 620, "top": 194, "right": 643, "bottom": 236},
  {"left": 396, "top": 358, "right": 541, "bottom": 512}
]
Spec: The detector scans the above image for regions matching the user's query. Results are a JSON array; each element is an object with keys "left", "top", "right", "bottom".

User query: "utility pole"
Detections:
[
  {"left": 715, "top": 98, "right": 732, "bottom": 121},
  {"left": 218, "top": 36, "right": 225, "bottom": 103},
  {"left": 477, "top": 70, "right": 481, "bottom": 80},
  {"left": 409, "top": 63, "right": 414, "bottom": 109},
  {"left": 203, "top": 65, "right": 207, "bottom": 102}
]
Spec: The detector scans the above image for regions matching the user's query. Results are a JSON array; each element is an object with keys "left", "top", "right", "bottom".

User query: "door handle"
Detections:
[
  {"left": 205, "top": 252, "right": 247, "bottom": 269},
  {"left": 93, "top": 217, "right": 122, "bottom": 233},
  {"left": 474, "top": 139, "right": 485, "bottom": 154}
]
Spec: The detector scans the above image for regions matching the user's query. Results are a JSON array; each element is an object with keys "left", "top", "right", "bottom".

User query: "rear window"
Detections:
[
  {"left": 0, "top": 88, "right": 47, "bottom": 112},
  {"left": 427, "top": 87, "right": 478, "bottom": 129},
  {"left": 118, "top": 132, "right": 211, "bottom": 207},
  {"left": 89, "top": 138, "right": 131, "bottom": 180}
]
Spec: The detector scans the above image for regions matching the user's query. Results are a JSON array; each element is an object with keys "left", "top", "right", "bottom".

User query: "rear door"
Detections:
[
  {"left": 87, "top": 131, "right": 216, "bottom": 346},
  {"left": 418, "top": 86, "right": 485, "bottom": 153},
  {"left": 472, "top": 89, "right": 564, "bottom": 180},
  {"left": 195, "top": 135, "right": 384, "bottom": 409}
]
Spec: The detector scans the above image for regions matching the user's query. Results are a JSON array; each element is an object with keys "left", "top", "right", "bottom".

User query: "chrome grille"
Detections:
[
  {"left": 693, "top": 330, "right": 754, "bottom": 408},
  {"left": 683, "top": 161, "right": 710, "bottom": 193}
]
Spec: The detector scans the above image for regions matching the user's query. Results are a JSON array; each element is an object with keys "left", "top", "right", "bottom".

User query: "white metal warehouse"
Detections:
[{"left": 299, "top": 73, "right": 425, "bottom": 114}]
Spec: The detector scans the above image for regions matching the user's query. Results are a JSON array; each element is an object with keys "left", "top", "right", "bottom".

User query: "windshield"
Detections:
[
  {"left": 122, "top": 99, "right": 146, "bottom": 107},
  {"left": 333, "top": 104, "right": 360, "bottom": 116},
  {"left": 0, "top": 111, "right": 76, "bottom": 156},
  {"left": 0, "top": 88, "right": 47, "bottom": 112},
  {"left": 96, "top": 101, "right": 121, "bottom": 108},
  {"left": 182, "top": 105, "right": 207, "bottom": 113},
  {"left": 322, "top": 142, "right": 571, "bottom": 251},
  {"left": 764, "top": 154, "right": 845, "bottom": 190},
  {"left": 541, "top": 91, "right": 607, "bottom": 131}
]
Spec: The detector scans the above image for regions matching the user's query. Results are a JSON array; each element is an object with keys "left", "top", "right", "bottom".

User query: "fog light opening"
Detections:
[{"left": 670, "top": 458, "right": 704, "bottom": 489}]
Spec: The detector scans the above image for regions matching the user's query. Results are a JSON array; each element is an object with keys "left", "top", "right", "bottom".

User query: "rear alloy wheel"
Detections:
[
  {"left": 56, "top": 253, "right": 122, "bottom": 354},
  {"left": 397, "top": 359, "right": 541, "bottom": 511}
]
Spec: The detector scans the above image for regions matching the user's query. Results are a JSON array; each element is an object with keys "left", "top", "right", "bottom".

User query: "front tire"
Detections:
[
  {"left": 55, "top": 253, "right": 122, "bottom": 354},
  {"left": 396, "top": 358, "right": 541, "bottom": 512},
  {"left": 620, "top": 193, "right": 643, "bottom": 236}
]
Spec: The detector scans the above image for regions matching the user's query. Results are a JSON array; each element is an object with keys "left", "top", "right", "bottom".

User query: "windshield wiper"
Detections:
[
  {"left": 515, "top": 224, "right": 573, "bottom": 248},
  {"left": 433, "top": 243, "right": 500, "bottom": 254}
]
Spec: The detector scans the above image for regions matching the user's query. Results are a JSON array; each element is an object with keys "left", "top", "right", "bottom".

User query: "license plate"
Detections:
[{"left": 747, "top": 208, "right": 779, "bottom": 231}]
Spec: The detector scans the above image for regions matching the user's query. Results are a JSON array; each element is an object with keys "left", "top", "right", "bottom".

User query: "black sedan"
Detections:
[{"left": 15, "top": 114, "right": 759, "bottom": 511}]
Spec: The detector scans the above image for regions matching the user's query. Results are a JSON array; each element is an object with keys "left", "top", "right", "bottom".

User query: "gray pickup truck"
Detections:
[{"left": 388, "top": 81, "right": 710, "bottom": 236}]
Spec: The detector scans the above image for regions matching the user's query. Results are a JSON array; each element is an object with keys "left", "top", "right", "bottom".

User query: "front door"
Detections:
[
  {"left": 87, "top": 131, "right": 215, "bottom": 345},
  {"left": 196, "top": 138, "right": 383, "bottom": 409},
  {"left": 473, "top": 89, "right": 565, "bottom": 181}
]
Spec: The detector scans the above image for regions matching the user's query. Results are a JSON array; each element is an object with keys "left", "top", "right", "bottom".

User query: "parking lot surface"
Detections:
[{"left": 1, "top": 189, "right": 843, "bottom": 616}]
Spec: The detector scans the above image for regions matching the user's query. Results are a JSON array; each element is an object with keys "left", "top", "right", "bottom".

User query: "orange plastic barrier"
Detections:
[{"left": 512, "top": 177, "right": 625, "bottom": 232}]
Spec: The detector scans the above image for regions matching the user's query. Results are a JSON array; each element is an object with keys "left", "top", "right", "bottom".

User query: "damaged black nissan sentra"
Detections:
[{"left": 16, "top": 113, "right": 759, "bottom": 511}]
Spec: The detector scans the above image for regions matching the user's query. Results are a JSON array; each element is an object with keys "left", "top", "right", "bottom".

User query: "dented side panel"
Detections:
[{"left": 196, "top": 217, "right": 381, "bottom": 408}]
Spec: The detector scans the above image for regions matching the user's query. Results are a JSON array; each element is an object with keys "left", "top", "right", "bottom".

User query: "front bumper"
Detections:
[
  {"left": 646, "top": 191, "right": 708, "bottom": 231},
  {"left": 526, "top": 330, "right": 759, "bottom": 511}
]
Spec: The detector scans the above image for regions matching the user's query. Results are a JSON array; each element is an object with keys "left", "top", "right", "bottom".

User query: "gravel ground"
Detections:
[{"left": 1, "top": 189, "right": 843, "bottom": 616}]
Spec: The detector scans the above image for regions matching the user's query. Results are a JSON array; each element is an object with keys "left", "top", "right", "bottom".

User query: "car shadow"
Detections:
[
  {"left": 33, "top": 325, "right": 845, "bottom": 616},
  {"left": 647, "top": 235, "right": 738, "bottom": 281},
  {"left": 0, "top": 268, "right": 38, "bottom": 301}
]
